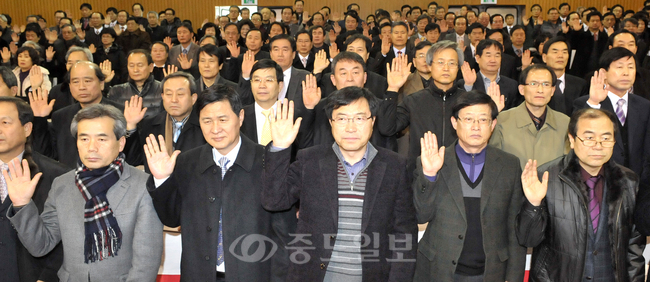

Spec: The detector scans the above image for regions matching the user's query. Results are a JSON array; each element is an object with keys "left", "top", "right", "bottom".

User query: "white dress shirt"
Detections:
[{"left": 586, "top": 91, "right": 629, "bottom": 118}]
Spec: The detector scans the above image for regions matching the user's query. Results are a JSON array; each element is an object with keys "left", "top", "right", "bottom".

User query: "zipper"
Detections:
[
  {"left": 442, "top": 94, "right": 446, "bottom": 145},
  {"left": 558, "top": 174, "right": 590, "bottom": 256},
  {"left": 613, "top": 200, "right": 622, "bottom": 274}
]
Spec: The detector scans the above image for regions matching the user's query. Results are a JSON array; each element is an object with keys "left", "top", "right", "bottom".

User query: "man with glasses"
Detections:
[
  {"left": 413, "top": 91, "right": 526, "bottom": 281},
  {"left": 517, "top": 107, "right": 645, "bottom": 281}
]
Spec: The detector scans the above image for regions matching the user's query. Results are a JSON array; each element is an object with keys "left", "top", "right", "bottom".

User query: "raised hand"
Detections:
[
  {"left": 521, "top": 49, "right": 533, "bottom": 69},
  {"left": 561, "top": 21, "right": 569, "bottom": 34},
  {"left": 29, "top": 66, "right": 44, "bottom": 89},
  {"left": 88, "top": 43, "right": 96, "bottom": 54},
  {"left": 9, "top": 41, "right": 17, "bottom": 55},
  {"left": 164, "top": 36, "right": 173, "bottom": 49},
  {"left": 302, "top": 74, "right": 321, "bottom": 109},
  {"left": 177, "top": 53, "right": 193, "bottom": 70},
  {"left": 461, "top": 62, "right": 477, "bottom": 86},
  {"left": 4, "top": 158, "right": 42, "bottom": 207},
  {"left": 333, "top": 22, "right": 342, "bottom": 35},
  {"left": 11, "top": 32, "right": 19, "bottom": 43},
  {"left": 144, "top": 134, "right": 180, "bottom": 180},
  {"left": 407, "top": 23, "right": 414, "bottom": 37},
  {"left": 270, "top": 99, "right": 302, "bottom": 149},
  {"left": 99, "top": 60, "right": 115, "bottom": 83},
  {"left": 139, "top": 24, "right": 146, "bottom": 32},
  {"left": 163, "top": 64, "right": 178, "bottom": 77},
  {"left": 28, "top": 87, "right": 55, "bottom": 117},
  {"left": 241, "top": 50, "right": 257, "bottom": 79},
  {"left": 588, "top": 69, "right": 608, "bottom": 106},
  {"left": 124, "top": 96, "right": 148, "bottom": 130},
  {"left": 76, "top": 28, "right": 86, "bottom": 40},
  {"left": 439, "top": 19, "right": 448, "bottom": 33},
  {"left": 113, "top": 25, "right": 122, "bottom": 36},
  {"left": 105, "top": 17, "right": 112, "bottom": 26},
  {"left": 605, "top": 26, "right": 614, "bottom": 36},
  {"left": 362, "top": 22, "right": 370, "bottom": 38},
  {"left": 420, "top": 131, "right": 445, "bottom": 177},
  {"left": 312, "top": 49, "right": 330, "bottom": 74},
  {"left": 201, "top": 19, "right": 209, "bottom": 28},
  {"left": 73, "top": 20, "right": 82, "bottom": 30},
  {"left": 1, "top": 47, "right": 10, "bottom": 63},
  {"left": 44, "top": 29, "right": 58, "bottom": 43},
  {"left": 227, "top": 41, "right": 241, "bottom": 58},
  {"left": 521, "top": 159, "right": 549, "bottom": 206},
  {"left": 328, "top": 29, "right": 336, "bottom": 44},
  {"left": 45, "top": 46, "right": 56, "bottom": 61},
  {"left": 12, "top": 25, "right": 20, "bottom": 35},
  {"left": 414, "top": 37, "right": 421, "bottom": 45},
  {"left": 522, "top": 17, "right": 530, "bottom": 26},
  {"left": 329, "top": 42, "right": 340, "bottom": 58},
  {"left": 381, "top": 35, "right": 391, "bottom": 56},
  {"left": 386, "top": 53, "right": 412, "bottom": 92},
  {"left": 487, "top": 81, "right": 505, "bottom": 112}
]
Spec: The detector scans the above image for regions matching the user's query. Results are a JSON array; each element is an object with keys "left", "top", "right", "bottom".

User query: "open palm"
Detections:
[
  {"left": 144, "top": 134, "right": 180, "bottom": 180},
  {"left": 521, "top": 159, "right": 548, "bottom": 206}
]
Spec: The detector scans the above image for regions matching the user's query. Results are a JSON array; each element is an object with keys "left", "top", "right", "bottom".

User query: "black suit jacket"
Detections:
[
  {"left": 565, "top": 29, "right": 608, "bottom": 79},
  {"left": 459, "top": 73, "right": 522, "bottom": 110},
  {"left": 219, "top": 45, "right": 251, "bottom": 83},
  {"left": 124, "top": 108, "right": 206, "bottom": 171},
  {"left": 0, "top": 152, "right": 69, "bottom": 282},
  {"left": 83, "top": 28, "right": 103, "bottom": 49},
  {"left": 148, "top": 136, "right": 296, "bottom": 282},
  {"left": 503, "top": 45, "right": 523, "bottom": 82},
  {"left": 292, "top": 52, "right": 315, "bottom": 73},
  {"left": 550, "top": 73, "right": 587, "bottom": 116},
  {"left": 500, "top": 53, "right": 517, "bottom": 81},
  {"left": 195, "top": 75, "right": 238, "bottom": 92},
  {"left": 262, "top": 144, "right": 417, "bottom": 282},
  {"left": 32, "top": 98, "right": 124, "bottom": 168},
  {"left": 374, "top": 45, "right": 414, "bottom": 77},
  {"left": 574, "top": 94, "right": 650, "bottom": 177},
  {"left": 238, "top": 67, "right": 310, "bottom": 117}
]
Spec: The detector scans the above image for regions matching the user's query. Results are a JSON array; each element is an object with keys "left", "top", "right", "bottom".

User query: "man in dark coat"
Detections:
[
  {"left": 115, "top": 17, "right": 152, "bottom": 56},
  {"left": 0, "top": 97, "right": 68, "bottom": 282},
  {"left": 517, "top": 108, "right": 645, "bottom": 281}
]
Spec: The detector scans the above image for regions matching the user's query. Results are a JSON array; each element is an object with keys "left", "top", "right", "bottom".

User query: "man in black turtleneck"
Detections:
[{"left": 379, "top": 40, "right": 468, "bottom": 173}]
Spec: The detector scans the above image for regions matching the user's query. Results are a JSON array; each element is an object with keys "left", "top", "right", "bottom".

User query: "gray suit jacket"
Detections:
[
  {"left": 8, "top": 164, "right": 163, "bottom": 282},
  {"left": 169, "top": 42, "right": 200, "bottom": 70},
  {"left": 444, "top": 33, "right": 470, "bottom": 48},
  {"left": 413, "top": 142, "right": 526, "bottom": 281}
]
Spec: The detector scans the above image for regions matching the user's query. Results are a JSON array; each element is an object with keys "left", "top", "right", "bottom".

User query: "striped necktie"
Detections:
[
  {"left": 616, "top": 99, "right": 626, "bottom": 126},
  {"left": 586, "top": 176, "right": 600, "bottom": 233},
  {"left": 217, "top": 156, "right": 229, "bottom": 266}
]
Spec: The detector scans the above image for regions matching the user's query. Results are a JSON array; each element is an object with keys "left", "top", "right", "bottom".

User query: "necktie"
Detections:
[
  {"left": 121, "top": 26, "right": 126, "bottom": 32},
  {"left": 0, "top": 163, "right": 8, "bottom": 203},
  {"left": 96, "top": 29, "right": 99, "bottom": 35},
  {"left": 515, "top": 49, "right": 522, "bottom": 57},
  {"left": 182, "top": 48, "right": 188, "bottom": 55},
  {"left": 260, "top": 110, "right": 272, "bottom": 145},
  {"left": 173, "top": 121, "right": 183, "bottom": 143},
  {"left": 616, "top": 99, "right": 626, "bottom": 125},
  {"left": 593, "top": 32, "right": 598, "bottom": 42},
  {"left": 217, "top": 156, "right": 230, "bottom": 266},
  {"left": 301, "top": 57, "right": 307, "bottom": 67},
  {"left": 586, "top": 176, "right": 600, "bottom": 234},
  {"left": 458, "top": 37, "right": 464, "bottom": 47},
  {"left": 397, "top": 50, "right": 403, "bottom": 56}
]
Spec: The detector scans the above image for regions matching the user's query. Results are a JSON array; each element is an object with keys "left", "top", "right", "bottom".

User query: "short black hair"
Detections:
[
  {"left": 55, "top": 10, "right": 67, "bottom": 17},
  {"left": 599, "top": 47, "right": 636, "bottom": 71},
  {"left": 392, "top": 21, "right": 409, "bottom": 31},
  {"left": 417, "top": 15, "right": 432, "bottom": 25},
  {"left": 547, "top": 8, "right": 558, "bottom": 14},
  {"left": 178, "top": 22, "right": 194, "bottom": 34},
  {"left": 428, "top": 1, "right": 439, "bottom": 7},
  {"left": 466, "top": 10, "right": 477, "bottom": 17},
  {"left": 344, "top": 34, "right": 371, "bottom": 52},
  {"left": 467, "top": 22, "right": 484, "bottom": 34},
  {"left": 586, "top": 11, "right": 602, "bottom": 22},
  {"left": 197, "top": 84, "right": 242, "bottom": 116},
  {"left": 151, "top": 41, "right": 169, "bottom": 54},
  {"left": 603, "top": 12, "right": 616, "bottom": 19},
  {"left": 568, "top": 108, "right": 618, "bottom": 138},
  {"left": 309, "top": 25, "right": 325, "bottom": 37},
  {"left": 452, "top": 91, "right": 499, "bottom": 120},
  {"left": 106, "top": 7, "right": 118, "bottom": 14},
  {"left": 607, "top": 29, "right": 638, "bottom": 48},
  {"left": 203, "top": 22, "right": 221, "bottom": 39},
  {"left": 100, "top": 27, "right": 118, "bottom": 38},
  {"left": 295, "top": 29, "right": 312, "bottom": 41},
  {"left": 490, "top": 14, "right": 503, "bottom": 24},
  {"left": 282, "top": 7, "right": 293, "bottom": 14},
  {"left": 269, "top": 22, "right": 288, "bottom": 34},
  {"left": 165, "top": 8, "right": 176, "bottom": 15},
  {"left": 411, "top": 6, "right": 423, "bottom": 14},
  {"left": 505, "top": 13, "right": 514, "bottom": 19},
  {"left": 126, "top": 17, "right": 138, "bottom": 23},
  {"left": 510, "top": 25, "right": 525, "bottom": 36},
  {"left": 250, "top": 59, "right": 284, "bottom": 83},
  {"left": 237, "top": 19, "right": 255, "bottom": 31},
  {"left": 199, "top": 44, "right": 225, "bottom": 66},
  {"left": 414, "top": 41, "right": 434, "bottom": 53},
  {"left": 269, "top": 34, "right": 296, "bottom": 52},
  {"left": 401, "top": 5, "right": 412, "bottom": 11},
  {"left": 621, "top": 17, "right": 639, "bottom": 28},
  {"left": 223, "top": 22, "right": 240, "bottom": 34},
  {"left": 425, "top": 23, "right": 440, "bottom": 33},
  {"left": 542, "top": 36, "right": 571, "bottom": 54},
  {"left": 246, "top": 28, "right": 266, "bottom": 42},
  {"left": 476, "top": 39, "right": 503, "bottom": 56},
  {"left": 0, "top": 66, "right": 17, "bottom": 88},
  {"left": 531, "top": 4, "right": 542, "bottom": 11},
  {"left": 454, "top": 16, "right": 467, "bottom": 26},
  {"left": 16, "top": 46, "right": 40, "bottom": 65},
  {"left": 324, "top": 87, "right": 379, "bottom": 120},
  {"left": 127, "top": 49, "right": 153, "bottom": 65},
  {"left": 331, "top": 51, "right": 367, "bottom": 74},
  {"left": 295, "top": 0, "right": 304, "bottom": 5},
  {"left": 24, "top": 23, "right": 43, "bottom": 38},
  {"left": 80, "top": 3, "right": 92, "bottom": 10},
  {"left": 533, "top": 32, "right": 553, "bottom": 50},
  {"left": 132, "top": 3, "right": 144, "bottom": 12},
  {"left": 445, "top": 12, "right": 456, "bottom": 20},
  {"left": 559, "top": 3, "right": 571, "bottom": 10},
  {"left": 519, "top": 64, "right": 557, "bottom": 86}
]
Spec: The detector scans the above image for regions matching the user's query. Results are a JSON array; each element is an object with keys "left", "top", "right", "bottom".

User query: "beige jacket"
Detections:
[{"left": 12, "top": 66, "right": 51, "bottom": 97}]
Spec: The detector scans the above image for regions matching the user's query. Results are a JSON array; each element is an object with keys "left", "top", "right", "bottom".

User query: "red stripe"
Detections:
[
  {"left": 339, "top": 194, "right": 364, "bottom": 199},
  {"left": 157, "top": 272, "right": 530, "bottom": 281}
]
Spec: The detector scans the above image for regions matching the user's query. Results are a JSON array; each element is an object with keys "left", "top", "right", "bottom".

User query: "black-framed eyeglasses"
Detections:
[{"left": 575, "top": 136, "right": 616, "bottom": 148}]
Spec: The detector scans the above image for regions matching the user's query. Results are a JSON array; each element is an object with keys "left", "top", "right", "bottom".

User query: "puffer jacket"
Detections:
[
  {"left": 107, "top": 74, "right": 163, "bottom": 119},
  {"left": 516, "top": 151, "right": 645, "bottom": 282}
]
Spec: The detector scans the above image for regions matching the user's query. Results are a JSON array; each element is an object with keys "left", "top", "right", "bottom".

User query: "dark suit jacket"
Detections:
[
  {"left": 195, "top": 75, "right": 238, "bottom": 92},
  {"left": 503, "top": 45, "right": 524, "bottom": 82},
  {"left": 574, "top": 94, "right": 650, "bottom": 177},
  {"left": 459, "top": 73, "right": 522, "bottom": 110},
  {"left": 550, "top": 73, "right": 587, "bottom": 116},
  {"left": 124, "top": 108, "right": 206, "bottom": 171},
  {"left": 565, "top": 29, "right": 608, "bottom": 79},
  {"left": 292, "top": 52, "right": 315, "bottom": 73},
  {"left": 262, "top": 144, "right": 417, "bottom": 282},
  {"left": 116, "top": 29, "right": 152, "bottom": 55},
  {"left": 83, "top": 28, "right": 103, "bottom": 49},
  {"left": 219, "top": 45, "right": 252, "bottom": 83},
  {"left": 32, "top": 98, "right": 124, "bottom": 168},
  {"left": 0, "top": 152, "right": 68, "bottom": 282},
  {"left": 238, "top": 67, "right": 310, "bottom": 117},
  {"left": 148, "top": 136, "right": 296, "bottom": 282},
  {"left": 412, "top": 142, "right": 527, "bottom": 281},
  {"left": 374, "top": 45, "right": 414, "bottom": 77},
  {"left": 500, "top": 53, "right": 517, "bottom": 81}
]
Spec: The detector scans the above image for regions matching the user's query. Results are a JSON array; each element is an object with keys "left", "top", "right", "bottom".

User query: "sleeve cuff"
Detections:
[
  {"left": 586, "top": 100, "right": 601, "bottom": 109},
  {"left": 464, "top": 84, "right": 473, "bottom": 91},
  {"left": 153, "top": 176, "right": 169, "bottom": 188},
  {"left": 425, "top": 175, "right": 437, "bottom": 182},
  {"left": 269, "top": 145, "right": 289, "bottom": 152}
]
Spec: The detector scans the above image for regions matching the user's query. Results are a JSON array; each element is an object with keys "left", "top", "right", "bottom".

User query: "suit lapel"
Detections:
[
  {"left": 601, "top": 97, "right": 625, "bottom": 152},
  {"left": 473, "top": 73, "right": 486, "bottom": 92},
  {"left": 361, "top": 156, "right": 386, "bottom": 233},
  {"left": 320, "top": 149, "right": 340, "bottom": 230},
  {"left": 441, "top": 145, "right": 466, "bottom": 222},
  {"left": 480, "top": 147, "right": 503, "bottom": 214},
  {"left": 106, "top": 166, "right": 130, "bottom": 211},
  {"left": 626, "top": 95, "right": 639, "bottom": 152}
]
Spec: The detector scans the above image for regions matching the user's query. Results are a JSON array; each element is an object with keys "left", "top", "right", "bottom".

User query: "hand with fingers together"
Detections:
[
  {"left": 29, "top": 66, "right": 44, "bottom": 89},
  {"left": 329, "top": 43, "right": 340, "bottom": 59},
  {"left": 99, "top": 60, "right": 115, "bottom": 83},
  {"left": 461, "top": 61, "right": 477, "bottom": 86},
  {"left": 420, "top": 131, "right": 445, "bottom": 177},
  {"left": 5, "top": 158, "right": 43, "bottom": 207},
  {"left": 521, "top": 50, "right": 533, "bottom": 69},
  {"left": 241, "top": 51, "right": 258, "bottom": 79},
  {"left": 124, "top": 96, "right": 148, "bottom": 130},
  {"left": 386, "top": 54, "right": 412, "bottom": 92},
  {"left": 521, "top": 159, "right": 549, "bottom": 206},
  {"left": 45, "top": 46, "right": 56, "bottom": 62},
  {"left": 227, "top": 41, "right": 241, "bottom": 58},
  {"left": 312, "top": 49, "right": 330, "bottom": 75},
  {"left": 163, "top": 65, "right": 178, "bottom": 77},
  {"left": 178, "top": 53, "right": 193, "bottom": 70},
  {"left": 1, "top": 47, "right": 11, "bottom": 63},
  {"left": 144, "top": 134, "right": 181, "bottom": 180},
  {"left": 588, "top": 69, "right": 608, "bottom": 106},
  {"left": 487, "top": 81, "right": 505, "bottom": 112},
  {"left": 88, "top": 44, "right": 96, "bottom": 54},
  {"left": 29, "top": 88, "right": 55, "bottom": 117},
  {"left": 270, "top": 99, "right": 302, "bottom": 149},
  {"left": 302, "top": 75, "right": 321, "bottom": 109}
]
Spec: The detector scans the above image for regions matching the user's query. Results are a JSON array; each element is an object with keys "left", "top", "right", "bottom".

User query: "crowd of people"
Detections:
[{"left": 2, "top": 0, "right": 650, "bottom": 281}]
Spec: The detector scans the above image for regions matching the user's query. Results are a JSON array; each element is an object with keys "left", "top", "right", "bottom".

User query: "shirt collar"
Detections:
[
  {"left": 170, "top": 113, "right": 190, "bottom": 126},
  {"left": 393, "top": 46, "right": 406, "bottom": 57},
  {"left": 580, "top": 165, "right": 604, "bottom": 181},
  {"left": 480, "top": 71, "right": 500, "bottom": 84},
  {"left": 283, "top": 67, "right": 292, "bottom": 78},
  {"left": 212, "top": 136, "right": 242, "bottom": 168},
  {"left": 0, "top": 151, "right": 24, "bottom": 167},
  {"left": 254, "top": 101, "right": 277, "bottom": 112},
  {"left": 455, "top": 143, "right": 487, "bottom": 165},
  {"left": 298, "top": 53, "right": 309, "bottom": 60},
  {"left": 331, "top": 142, "right": 377, "bottom": 167},
  {"left": 607, "top": 91, "right": 629, "bottom": 104}
]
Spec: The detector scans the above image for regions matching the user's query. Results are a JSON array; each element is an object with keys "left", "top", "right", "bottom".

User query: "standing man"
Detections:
[
  {"left": 490, "top": 64, "right": 570, "bottom": 169},
  {"left": 80, "top": 3, "right": 92, "bottom": 30},
  {"left": 376, "top": 22, "right": 414, "bottom": 77},
  {"left": 108, "top": 49, "right": 163, "bottom": 119},
  {"left": 263, "top": 87, "right": 417, "bottom": 281},
  {"left": 541, "top": 36, "right": 588, "bottom": 116},
  {"left": 517, "top": 108, "right": 645, "bottom": 281},
  {"left": 565, "top": 12, "right": 608, "bottom": 79},
  {"left": 115, "top": 17, "right": 152, "bottom": 55},
  {"left": 168, "top": 22, "right": 200, "bottom": 73},
  {"left": 228, "top": 5, "right": 240, "bottom": 23},
  {"left": 7, "top": 104, "right": 164, "bottom": 281},
  {"left": 145, "top": 84, "right": 295, "bottom": 281},
  {"left": 413, "top": 91, "right": 526, "bottom": 281},
  {"left": 445, "top": 16, "right": 470, "bottom": 48}
]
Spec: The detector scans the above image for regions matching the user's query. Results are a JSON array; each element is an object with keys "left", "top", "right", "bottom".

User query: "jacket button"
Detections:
[
  {"left": 209, "top": 197, "right": 216, "bottom": 202},
  {"left": 586, "top": 276, "right": 592, "bottom": 280},
  {"left": 320, "top": 263, "right": 325, "bottom": 269},
  {"left": 205, "top": 255, "right": 210, "bottom": 261},
  {"left": 330, "top": 235, "right": 336, "bottom": 239},
  {"left": 593, "top": 250, "right": 598, "bottom": 255},
  {"left": 458, "top": 235, "right": 463, "bottom": 239},
  {"left": 452, "top": 260, "right": 456, "bottom": 265},
  {"left": 212, "top": 169, "right": 217, "bottom": 174},
  {"left": 207, "top": 226, "right": 212, "bottom": 231}
]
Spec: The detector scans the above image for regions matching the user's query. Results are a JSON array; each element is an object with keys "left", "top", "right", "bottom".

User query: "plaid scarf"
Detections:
[{"left": 75, "top": 152, "right": 125, "bottom": 263}]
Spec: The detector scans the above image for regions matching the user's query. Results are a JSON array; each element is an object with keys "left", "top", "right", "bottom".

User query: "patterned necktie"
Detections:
[
  {"left": 217, "top": 156, "right": 230, "bottom": 266},
  {"left": 260, "top": 110, "right": 272, "bottom": 145},
  {"left": 616, "top": 99, "right": 626, "bottom": 126},
  {"left": 173, "top": 121, "right": 183, "bottom": 143},
  {"left": 587, "top": 176, "right": 600, "bottom": 234},
  {"left": 182, "top": 48, "right": 188, "bottom": 55},
  {"left": 301, "top": 57, "right": 307, "bottom": 67},
  {"left": 0, "top": 163, "right": 8, "bottom": 203},
  {"left": 515, "top": 48, "right": 522, "bottom": 57},
  {"left": 593, "top": 32, "right": 598, "bottom": 42}
]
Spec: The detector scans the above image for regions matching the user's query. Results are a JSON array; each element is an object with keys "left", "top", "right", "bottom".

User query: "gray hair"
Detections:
[
  {"left": 66, "top": 47, "right": 94, "bottom": 63},
  {"left": 0, "top": 66, "right": 17, "bottom": 88},
  {"left": 147, "top": 11, "right": 158, "bottom": 19},
  {"left": 426, "top": 40, "right": 464, "bottom": 66},
  {"left": 70, "top": 104, "right": 127, "bottom": 139},
  {"left": 160, "top": 71, "right": 198, "bottom": 95},
  {"left": 21, "top": 41, "right": 42, "bottom": 54},
  {"left": 199, "top": 35, "right": 218, "bottom": 45}
]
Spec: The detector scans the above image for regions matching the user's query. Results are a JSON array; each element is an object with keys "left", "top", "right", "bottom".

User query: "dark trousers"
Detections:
[{"left": 454, "top": 273, "right": 484, "bottom": 282}]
